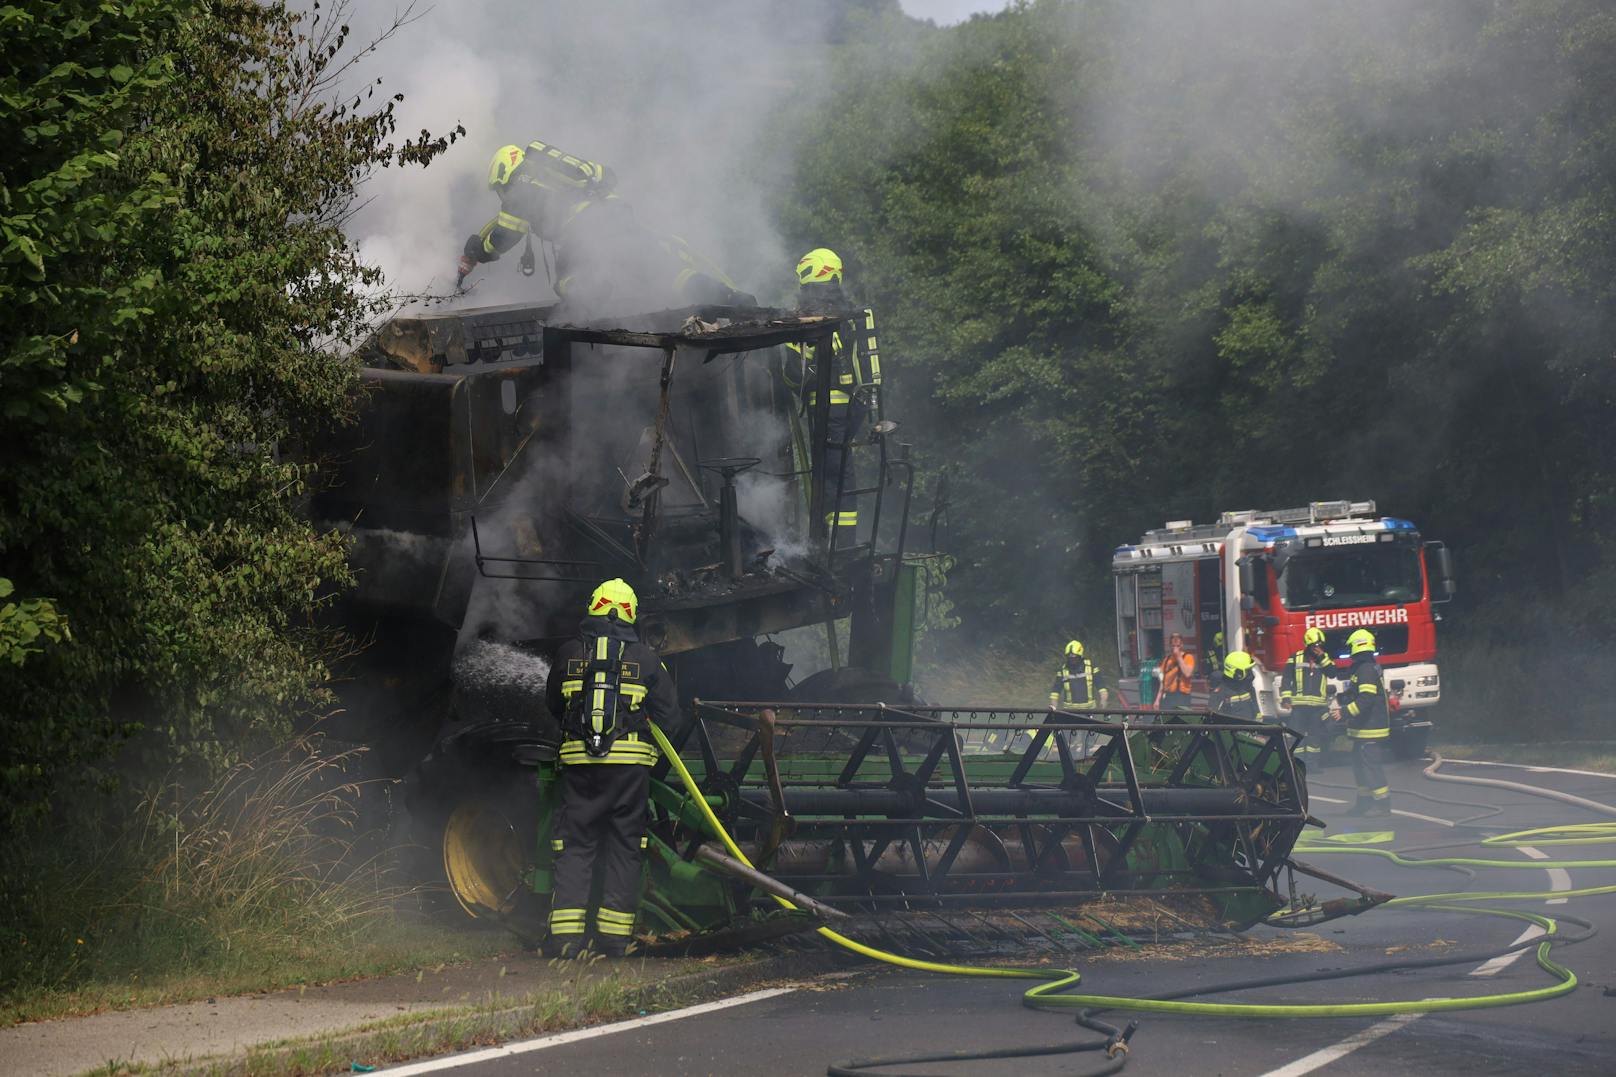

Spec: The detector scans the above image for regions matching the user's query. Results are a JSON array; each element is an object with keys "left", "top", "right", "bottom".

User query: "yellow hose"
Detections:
[{"left": 647, "top": 723, "right": 1595, "bottom": 1018}]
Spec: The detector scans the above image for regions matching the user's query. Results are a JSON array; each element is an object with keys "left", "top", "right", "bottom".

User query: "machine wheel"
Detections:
[
  {"left": 1389, "top": 721, "right": 1431, "bottom": 761},
  {"left": 397, "top": 721, "right": 553, "bottom": 940},
  {"left": 787, "top": 666, "right": 909, "bottom": 705}
]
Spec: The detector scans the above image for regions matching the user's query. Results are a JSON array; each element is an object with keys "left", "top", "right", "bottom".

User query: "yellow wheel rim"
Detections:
[{"left": 442, "top": 801, "right": 525, "bottom": 917}]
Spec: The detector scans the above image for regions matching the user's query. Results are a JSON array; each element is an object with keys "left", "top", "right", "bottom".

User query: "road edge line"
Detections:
[{"left": 379, "top": 988, "right": 796, "bottom": 1074}]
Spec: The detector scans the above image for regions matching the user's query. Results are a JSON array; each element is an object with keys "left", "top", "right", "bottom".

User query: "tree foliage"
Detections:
[
  {"left": 785, "top": 0, "right": 1616, "bottom": 734},
  {"left": 0, "top": 0, "right": 459, "bottom": 826}
]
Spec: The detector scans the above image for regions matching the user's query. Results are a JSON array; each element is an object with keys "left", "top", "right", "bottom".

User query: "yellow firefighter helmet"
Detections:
[{"left": 587, "top": 578, "right": 638, "bottom": 624}]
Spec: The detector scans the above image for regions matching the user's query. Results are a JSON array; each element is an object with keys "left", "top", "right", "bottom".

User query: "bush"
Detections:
[
  {"left": 0, "top": 740, "right": 396, "bottom": 1011},
  {"left": 0, "top": 1, "right": 460, "bottom": 829}
]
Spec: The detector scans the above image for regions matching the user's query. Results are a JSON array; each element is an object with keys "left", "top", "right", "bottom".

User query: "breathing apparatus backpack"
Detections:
[{"left": 563, "top": 638, "right": 645, "bottom": 757}]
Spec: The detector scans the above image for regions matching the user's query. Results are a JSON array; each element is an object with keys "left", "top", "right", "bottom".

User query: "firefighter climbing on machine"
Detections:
[{"left": 457, "top": 139, "right": 753, "bottom": 309}]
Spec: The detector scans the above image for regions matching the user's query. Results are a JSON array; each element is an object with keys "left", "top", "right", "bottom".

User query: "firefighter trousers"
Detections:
[
  {"left": 1350, "top": 736, "right": 1390, "bottom": 810},
  {"left": 548, "top": 762, "right": 650, "bottom": 944},
  {"left": 1289, "top": 705, "right": 1329, "bottom": 757},
  {"left": 811, "top": 403, "right": 862, "bottom": 539}
]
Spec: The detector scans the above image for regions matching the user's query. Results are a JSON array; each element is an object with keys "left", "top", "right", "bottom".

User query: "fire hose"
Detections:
[{"left": 646, "top": 723, "right": 1610, "bottom": 1073}]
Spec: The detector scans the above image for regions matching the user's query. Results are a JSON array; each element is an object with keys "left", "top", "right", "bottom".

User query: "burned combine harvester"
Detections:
[{"left": 315, "top": 300, "right": 1323, "bottom": 948}]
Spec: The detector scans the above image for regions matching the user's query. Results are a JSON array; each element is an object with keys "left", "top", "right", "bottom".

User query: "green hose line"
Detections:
[
  {"left": 1294, "top": 831, "right": 1616, "bottom": 870},
  {"left": 1484, "top": 822, "right": 1616, "bottom": 847},
  {"left": 646, "top": 722, "right": 1600, "bottom": 1022}
]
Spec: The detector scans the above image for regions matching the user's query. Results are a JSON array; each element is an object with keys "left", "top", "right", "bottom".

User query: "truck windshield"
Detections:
[{"left": 1278, "top": 543, "right": 1424, "bottom": 610}]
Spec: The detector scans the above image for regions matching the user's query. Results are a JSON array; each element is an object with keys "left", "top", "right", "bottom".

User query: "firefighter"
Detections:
[
  {"left": 1281, "top": 627, "right": 1334, "bottom": 761},
  {"left": 1205, "top": 631, "right": 1227, "bottom": 685},
  {"left": 1336, "top": 628, "right": 1391, "bottom": 815},
  {"left": 1210, "top": 650, "right": 1260, "bottom": 719},
  {"left": 457, "top": 140, "right": 750, "bottom": 308},
  {"left": 785, "top": 248, "right": 882, "bottom": 543},
  {"left": 543, "top": 578, "right": 678, "bottom": 957},
  {"left": 1049, "top": 640, "right": 1109, "bottom": 711}
]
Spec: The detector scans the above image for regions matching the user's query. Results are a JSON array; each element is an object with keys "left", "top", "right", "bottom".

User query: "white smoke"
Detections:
[{"left": 343, "top": 0, "right": 843, "bottom": 308}]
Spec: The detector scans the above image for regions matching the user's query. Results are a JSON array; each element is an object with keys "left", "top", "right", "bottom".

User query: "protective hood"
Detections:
[{"left": 579, "top": 612, "right": 640, "bottom": 645}]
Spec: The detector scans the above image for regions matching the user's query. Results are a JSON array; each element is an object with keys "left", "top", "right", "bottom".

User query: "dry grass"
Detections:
[
  {"left": 1434, "top": 740, "right": 1616, "bottom": 775},
  {"left": 913, "top": 640, "right": 1051, "bottom": 708},
  {"left": 1, "top": 740, "right": 504, "bottom": 1025}
]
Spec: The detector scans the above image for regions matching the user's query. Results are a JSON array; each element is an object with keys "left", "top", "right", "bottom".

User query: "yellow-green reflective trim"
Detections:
[
  {"left": 496, "top": 210, "right": 530, "bottom": 234},
  {"left": 1347, "top": 727, "right": 1390, "bottom": 739}
]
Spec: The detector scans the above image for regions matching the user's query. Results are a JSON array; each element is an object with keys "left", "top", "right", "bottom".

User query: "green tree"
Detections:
[
  {"left": 0, "top": 0, "right": 460, "bottom": 827},
  {"left": 784, "top": 0, "right": 1616, "bottom": 735}
]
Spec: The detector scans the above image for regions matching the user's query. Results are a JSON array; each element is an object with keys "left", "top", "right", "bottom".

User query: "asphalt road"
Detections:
[{"left": 386, "top": 756, "right": 1616, "bottom": 1077}]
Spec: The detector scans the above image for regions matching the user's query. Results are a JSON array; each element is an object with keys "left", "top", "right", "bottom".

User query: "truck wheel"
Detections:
[
  {"left": 787, "top": 666, "right": 909, "bottom": 705},
  {"left": 1389, "top": 723, "right": 1430, "bottom": 761},
  {"left": 397, "top": 723, "right": 552, "bottom": 940}
]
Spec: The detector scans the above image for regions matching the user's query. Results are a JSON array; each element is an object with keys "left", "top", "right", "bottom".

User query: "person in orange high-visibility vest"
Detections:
[{"left": 1154, "top": 632, "right": 1196, "bottom": 710}]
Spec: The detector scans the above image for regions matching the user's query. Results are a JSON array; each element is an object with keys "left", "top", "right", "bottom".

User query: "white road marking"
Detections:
[
  {"left": 1468, "top": 923, "right": 1547, "bottom": 978},
  {"left": 1392, "top": 807, "right": 1456, "bottom": 828},
  {"left": 1442, "top": 758, "right": 1616, "bottom": 781},
  {"left": 1519, "top": 845, "right": 1571, "bottom": 905},
  {"left": 1255, "top": 1013, "right": 1423, "bottom": 1077},
  {"left": 1309, "top": 792, "right": 1454, "bottom": 826},
  {"left": 379, "top": 988, "right": 796, "bottom": 1074},
  {"left": 1261, "top": 814, "right": 1574, "bottom": 1072}
]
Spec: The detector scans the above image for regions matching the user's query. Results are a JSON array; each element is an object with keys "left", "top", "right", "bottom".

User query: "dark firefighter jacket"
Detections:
[
  {"left": 1210, "top": 678, "right": 1259, "bottom": 720},
  {"left": 1337, "top": 652, "right": 1389, "bottom": 739},
  {"left": 1280, "top": 648, "right": 1332, "bottom": 710},
  {"left": 783, "top": 307, "right": 883, "bottom": 408},
  {"left": 1049, "top": 658, "right": 1102, "bottom": 709},
  {"left": 546, "top": 615, "right": 678, "bottom": 766},
  {"left": 464, "top": 139, "right": 746, "bottom": 307}
]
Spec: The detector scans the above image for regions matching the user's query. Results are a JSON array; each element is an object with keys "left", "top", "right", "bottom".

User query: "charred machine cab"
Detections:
[{"left": 1112, "top": 501, "right": 1457, "bottom": 757}]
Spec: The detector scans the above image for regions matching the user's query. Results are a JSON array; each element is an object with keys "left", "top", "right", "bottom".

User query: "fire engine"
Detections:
[{"left": 1112, "top": 501, "right": 1457, "bottom": 757}]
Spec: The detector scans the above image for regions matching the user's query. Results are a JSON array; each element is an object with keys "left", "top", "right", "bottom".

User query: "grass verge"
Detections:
[
  {"left": 2, "top": 920, "right": 509, "bottom": 1026},
  {"left": 83, "top": 953, "right": 776, "bottom": 1077},
  {"left": 2, "top": 740, "right": 507, "bottom": 1025},
  {"left": 1433, "top": 740, "right": 1616, "bottom": 776}
]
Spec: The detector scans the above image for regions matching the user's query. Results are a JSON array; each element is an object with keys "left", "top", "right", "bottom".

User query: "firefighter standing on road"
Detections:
[
  {"left": 786, "top": 248, "right": 882, "bottom": 543},
  {"left": 1210, "top": 650, "right": 1260, "bottom": 719},
  {"left": 1049, "top": 640, "right": 1109, "bottom": 711},
  {"left": 1337, "top": 628, "right": 1392, "bottom": 816},
  {"left": 1281, "top": 627, "right": 1334, "bottom": 761},
  {"left": 543, "top": 578, "right": 677, "bottom": 958}
]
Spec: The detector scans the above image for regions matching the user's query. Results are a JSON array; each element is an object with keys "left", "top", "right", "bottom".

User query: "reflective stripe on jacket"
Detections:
[
  {"left": 1281, "top": 649, "right": 1331, "bottom": 708},
  {"left": 1049, "top": 659, "right": 1099, "bottom": 708},
  {"left": 1339, "top": 654, "right": 1389, "bottom": 738}
]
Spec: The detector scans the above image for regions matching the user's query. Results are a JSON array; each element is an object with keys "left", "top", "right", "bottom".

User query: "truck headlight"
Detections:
[{"left": 1415, "top": 675, "right": 1439, "bottom": 687}]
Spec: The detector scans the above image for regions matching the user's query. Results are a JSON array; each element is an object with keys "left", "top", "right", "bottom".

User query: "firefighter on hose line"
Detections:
[
  {"left": 543, "top": 578, "right": 678, "bottom": 958},
  {"left": 785, "top": 248, "right": 882, "bottom": 544},
  {"left": 1336, "top": 628, "right": 1392, "bottom": 816},
  {"left": 1210, "top": 650, "right": 1260, "bottom": 720},
  {"left": 457, "top": 140, "right": 750, "bottom": 308},
  {"left": 1049, "top": 640, "right": 1109, "bottom": 712},
  {"left": 1281, "top": 626, "right": 1334, "bottom": 762}
]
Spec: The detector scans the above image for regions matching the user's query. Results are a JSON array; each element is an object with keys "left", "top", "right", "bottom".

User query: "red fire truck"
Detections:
[{"left": 1112, "top": 501, "right": 1457, "bottom": 757}]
